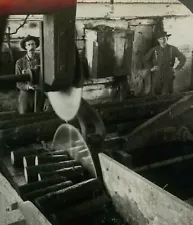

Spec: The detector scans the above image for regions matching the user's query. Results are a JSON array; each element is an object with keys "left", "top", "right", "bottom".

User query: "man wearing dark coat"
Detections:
[{"left": 144, "top": 31, "right": 186, "bottom": 95}]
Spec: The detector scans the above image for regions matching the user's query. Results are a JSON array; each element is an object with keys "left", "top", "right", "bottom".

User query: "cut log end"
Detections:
[
  {"left": 23, "top": 157, "right": 27, "bottom": 168},
  {"left": 11, "top": 151, "right": 14, "bottom": 165},
  {"left": 35, "top": 156, "right": 38, "bottom": 166},
  {"left": 24, "top": 167, "right": 28, "bottom": 183},
  {"left": 38, "top": 173, "right": 41, "bottom": 181}
]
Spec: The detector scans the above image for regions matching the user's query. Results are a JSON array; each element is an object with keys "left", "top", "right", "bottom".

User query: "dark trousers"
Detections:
[
  {"left": 18, "top": 90, "right": 53, "bottom": 114},
  {"left": 151, "top": 70, "right": 175, "bottom": 95},
  {"left": 18, "top": 90, "right": 35, "bottom": 114}
]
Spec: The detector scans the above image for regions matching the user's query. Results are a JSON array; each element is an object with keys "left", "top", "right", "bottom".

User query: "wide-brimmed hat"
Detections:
[
  {"left": 20, "top": 35, "right": 40, "bottom": 50},
  {"left": 156, "top": 31, "right": 171, "bottom": 39}
]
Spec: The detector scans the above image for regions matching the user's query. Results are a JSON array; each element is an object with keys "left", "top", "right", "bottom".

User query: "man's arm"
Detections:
[
  {"left": 15, "top": 60, "right": 29, "bottom": 91},
  {"left": 143, "top": 48, "right": 155, "bottom": 69},
  {"left": 143, "top": 47, "right": 159, "bottom": 72},
  {"left": 173, "top": 46, "right": 186, "bottom": 71}
]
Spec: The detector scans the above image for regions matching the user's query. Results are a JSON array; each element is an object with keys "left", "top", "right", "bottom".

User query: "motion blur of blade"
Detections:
[
  {"left": 52, "top": 123, "right": 97, "bottom": 178},
  {"left": 0, "top": 0, "right": 76, "bottom": 14},
  {"left": 47, "top": 88, "right": 82, "bottom": 122}
]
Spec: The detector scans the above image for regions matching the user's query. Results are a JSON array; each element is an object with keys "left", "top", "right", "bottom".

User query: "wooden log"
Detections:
[
  {"left": 93, "top": 91, "right": 193, "bottom": 110},
  {"left": 41, "top": 146, "right": 87, "bottom": 158},
  {"left": 23, "top": 155, "right": 36, "bottom": 168},
  {"left": 125, "top": 125, "right": 193, "bottom": 151},
  {"left": 96, "top": 98, "right": 182, "bottom": 124},
  {"left": 0, "top": 112, "right": 56, "bottom": 130},
  {"left": 93, "top": 91, "right": 189, "bottom": 110},
  {"left": 52, "top": 194, "right": 111, "bottom": 221},
  {"left": 113, "top": 151, "right": 132, "bottom": 168},
  {"left": 0, "top": 111, "right": 55, "bottom": 122},
  {"left": 134, "top": 153, "right": 193, "bottom": 173},
  {"left": 104, "top": 137, "right": 128, "bottom": 151},
  {"left": 124, "top": 95, "right": 193, "bottom": 152},
  {"left": 18, "top": 176, "right": 67, "bottom": 195},
  {"left": 23, "top": 180, "right": 73, "bottom": 201},
  {"left": 38, "top": 166, "right": 85, "bottom": 182},
  {"left": 106, "top": 119, "right": 146, "bottom": 134},
  {"left": 117, "top": 120, "right": 147, "bottom": 134},
  {"left": 126, "top": 126, "right": 178, "bottom": 151},
  {"left": 35, "top": 178, "right": 102, "bottom": 213},
  {"left": 42, "top": 151, "right": 69, "bottom": 156},
  {"left": 35, "top": 155, "right": 70, "bottom": 166},
  {"left": 11, "top": 148, "right": 46, "bottom": 167},
  {"left": 0, "top": 118, "right": 64, "bottom": 148},
  {"left": 22, "top": 147, "right": 69, "bottom": 168},
  {"left": 24, "top": 163, "right": 82, "bottom": 183}
]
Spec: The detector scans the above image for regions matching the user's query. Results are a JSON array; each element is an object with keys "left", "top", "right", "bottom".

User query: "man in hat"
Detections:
[
  {"left": 15, "top": 35, "right": 40, "bottom": 114},
  {"left": 143, "top": 31, "right": 186, "bottom": 95}
]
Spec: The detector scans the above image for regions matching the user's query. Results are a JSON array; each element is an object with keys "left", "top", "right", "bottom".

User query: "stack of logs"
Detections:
[
  {"left": 93, "top": 93, "right": 186, "bottom": 135},
  {"left": 8, "top": 142, "right": 128, "bottom": 225},
  {"left": 94, "top": 93, "right": 193, "bottom": 204},
  {"left": 91, "top": 93, "right": 187, "bottom": 168},
  {"left": 0, "top": 111, "right": 64, "bottom": 151}
]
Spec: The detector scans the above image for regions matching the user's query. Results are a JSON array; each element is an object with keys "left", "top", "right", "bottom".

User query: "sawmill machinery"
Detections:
[{"left": 0, "top": 0, "right": 193, "bottom": 225}]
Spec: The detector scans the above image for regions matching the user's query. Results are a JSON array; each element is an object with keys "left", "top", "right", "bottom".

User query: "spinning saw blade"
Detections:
[
  {"left": 52, "top": 123, "right": 97, "bottom": 178},
  {"left": 47, "top": 87, "right": 82, "bottom": 122}
]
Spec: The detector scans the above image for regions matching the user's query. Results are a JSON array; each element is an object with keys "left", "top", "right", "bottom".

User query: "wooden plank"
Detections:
[
  {"left": 6, "top": 209, "right": 26, "bottom": 225},
  {"left": 0, "top": 192, "right": 7, "bottom": 225},
  {"left": 0, "top": 173, "right": 25, "bottom": 225},
  {"left": 0, "top": 172, "right": 23, "bottom": 210},
  {"left": 124, "top": 94, "right": 193, "bottom": 151},
  {"left": 99, "top": 153, "right": 193, "bottom": 225},
  {"left": 0, "top": 173, "right": 51, "bottom": 225},
  {"left": 19, "top": 201, "right": 52, "bottom": 225}
]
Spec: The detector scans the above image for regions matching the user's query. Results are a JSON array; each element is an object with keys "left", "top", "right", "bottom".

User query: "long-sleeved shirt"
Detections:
[
  {"left": 15, "top": 53, "right": 40, "bottom": 91},
  {"left": 143, "top": 44, "right": 186, "bottom": 72}
]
